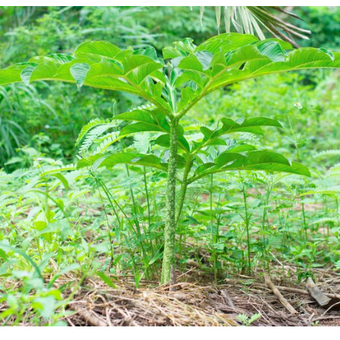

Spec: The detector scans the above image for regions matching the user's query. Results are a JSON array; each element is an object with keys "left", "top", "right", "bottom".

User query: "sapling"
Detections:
[{"left": 1, "top": 34, "right": 340, "bottom": 284}]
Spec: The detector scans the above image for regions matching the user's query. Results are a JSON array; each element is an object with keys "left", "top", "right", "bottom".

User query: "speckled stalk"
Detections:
[{"left": 161, "top": 117, "right": 179, "bottom": 285}]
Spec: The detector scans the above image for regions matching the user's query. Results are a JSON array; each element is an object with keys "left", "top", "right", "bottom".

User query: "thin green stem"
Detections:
[
  {"left": 97, "top": 185, "right": 115, "bottom": 264},
  {"left": 336, "top": 197, "right": 340, "bottom": 229},
  {"left": 90, "top": 172, "right": 140, "bottom": 277},
  {"left": 301, "top": 199, "right": 308, "bottom": 241},
  {"left": 241, "top": 183, "right": 251, "bottom": 275},
  {"left": 261, "top": 186, "right": 272, "bottom": 271},
  {"left": 143, "top": 166, "right": 154, "bottom": 256},
  {"left": 209, "top": 174, "right": 217, "bottom": 284},
  {"left": 125, "top": 164, "right": 142, "bottom": 237}
]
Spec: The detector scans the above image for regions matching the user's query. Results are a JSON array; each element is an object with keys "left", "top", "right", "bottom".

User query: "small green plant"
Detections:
[
  {"left": 1, "top": 33, "right": 339, "bottom": 285},
  {"left": 237, "top": 312, "right": 261, "bottom": 326}
]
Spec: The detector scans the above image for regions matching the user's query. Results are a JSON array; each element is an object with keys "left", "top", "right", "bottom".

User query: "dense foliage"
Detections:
[{"left": 0, "top": 6, "right": 216, "bottom": 168}]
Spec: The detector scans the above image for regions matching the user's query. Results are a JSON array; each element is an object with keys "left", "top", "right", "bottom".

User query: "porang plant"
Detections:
[{"left": 0, "top": 33, "right": 339, "bottom": 285}]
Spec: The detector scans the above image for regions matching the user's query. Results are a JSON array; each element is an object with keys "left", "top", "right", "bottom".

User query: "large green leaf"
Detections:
[
  {"left": 119, "top": 122, "right": 165, "bottom": 135},
  {"left": 215, "top": 117, "right": 283, "bottom": 136},
  {"left": 193, "top": 117, "right": 283, "bottom": 152},
  {"left": 224, "top": 41, "right": 286, "bottom": 70},
  {"left": 178, "top": 54, "right": 204, "bottom": 73},
  {"left": 195, "top": 33, "right": 259, "bottom": 54},
  {"left": 221, "top": 151, "right": 311, "bottom": 177},
  {"left": 74, "top": 41, "right": 122, "bottom": 59},
  {"left": 207, "top": 49, "right": 340, "bottom": 92},
  {"left": 189, "top": 151, "right": 310, "bottom": 183},
  {"left": 122, "top": 55, "right": 163, "bottom": 84},
  {"left": 113, "top": 109, "right": 157, "bottom": 125}
]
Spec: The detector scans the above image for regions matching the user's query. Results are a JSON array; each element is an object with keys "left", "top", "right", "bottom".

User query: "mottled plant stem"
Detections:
[
  {"left": 161, "top": 117, "right": 179, "bottom": 285},
  {"left": 177, "top": 156, "right": 193, "bottom": 268}
]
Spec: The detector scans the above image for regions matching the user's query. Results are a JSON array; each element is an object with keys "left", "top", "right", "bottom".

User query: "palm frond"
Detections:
[{"left": 201, "top": 6, "right": 311, "bottom": 48}]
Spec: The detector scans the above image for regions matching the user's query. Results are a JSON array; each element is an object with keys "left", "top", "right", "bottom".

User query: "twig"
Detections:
[
  {"left": 228, "top": 278, "right": 340, "bottom": 299},
  {"left": 264, "top": 274, "right": 298, "bottom": 315},
  {"left": 69, "top": 304, "right": 108, "bottom": 326},
  {"left": 314, "top": 315, "right": 340, "bottom": 321},
  {"left": 321, "top": 301, "right": 340, "bottom": 317}
]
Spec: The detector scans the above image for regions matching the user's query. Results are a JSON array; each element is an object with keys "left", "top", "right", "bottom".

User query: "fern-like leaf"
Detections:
[
  {"left": 79, "top": 123, "right": 115, "bottom": 155},
  {"left": 315, "top": 150, "right": 340, "bottom": 159},
  {"left": 94, "top": 132, "right": 122, "bottom": 154},
  {"left": 128, "top": 103, "right": 155, "bottom": 112},
  {"left": 76, "top": 118, "right": 111, "bottom": 145}
]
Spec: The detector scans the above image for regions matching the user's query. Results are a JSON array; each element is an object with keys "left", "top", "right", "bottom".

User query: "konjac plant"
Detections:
[{"left": 1, "top": 33, "right": 339, "bottom": 285}]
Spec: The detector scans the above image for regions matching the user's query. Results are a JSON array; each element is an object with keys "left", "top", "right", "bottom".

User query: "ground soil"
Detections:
[{"left": 62, "top": 264, "right": 340, "bottom": 327}]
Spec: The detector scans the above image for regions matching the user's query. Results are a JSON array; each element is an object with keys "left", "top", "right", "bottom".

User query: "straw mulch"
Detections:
[{"left": 64, "top": 265, "right": 340, "bottom": 327}]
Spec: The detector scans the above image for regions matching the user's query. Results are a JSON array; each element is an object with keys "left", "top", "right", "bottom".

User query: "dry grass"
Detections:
[
  {"left": 66, "top": 281, "right": 237, "bottom": 326},
  {"left": 60, "top": 264, "right": 340, "bottom": 327},
  {"left": 2, "top": 263, "right": 340, "bottom": 326}
]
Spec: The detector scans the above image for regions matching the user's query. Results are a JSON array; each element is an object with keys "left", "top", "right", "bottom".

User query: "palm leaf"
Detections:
[{"left": 201, "top": 6, "right": 311, "bottom": 48}]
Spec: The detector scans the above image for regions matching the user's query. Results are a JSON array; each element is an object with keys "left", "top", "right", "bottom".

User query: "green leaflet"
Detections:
[
  {"left": 224, "top": 151, "right": 310, "bottom": 176},
  {"left": 191, "top": 151, "right": 310, "bottom": 183},
  {"left": 195, "top": 33, "right": 259, "bottom": 54},
  {"left": 215, "top": 117, "right": 283, "bottom": 137},
  {"left": 0, "top": 63, "right": 34, "bottom": 85},
  {"left": 77, "top": 152, "right": 187, "bottom": 172},
  {"left": 153, "top": 134, "right": 190, "bottom": 152},
  {"left": 215, "top": 152, "right": 250, "bottom": 167},
  {"left": 256, "top": 40, "right": 286, "bottom": 62},
  {"left": 122, "top": 55, "right": 163, "bottom": 84},
  {"left": 192, "top": 116, "right": 283, "bottom": 152},
  {"left": 119, "top": 122, "right": 164, "bottom": 135},
  {"left": 77, "top": 154, "right": 104, "bottom": 169},
  {"left": 113, "top": 109, "right": 158, "bottom": 125},
  {"left": 178, "top": 54, "right": 204, "bottom": 72},
  {"left": 74, "top": 41, "right": 122, "bottom": 59}
]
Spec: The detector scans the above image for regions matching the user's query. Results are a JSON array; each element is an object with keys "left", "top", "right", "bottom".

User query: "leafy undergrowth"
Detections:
[{"left": 1, "top": 262, "right": 340, "bottom": 326}]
